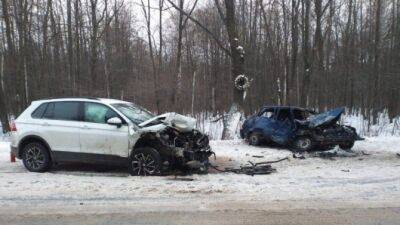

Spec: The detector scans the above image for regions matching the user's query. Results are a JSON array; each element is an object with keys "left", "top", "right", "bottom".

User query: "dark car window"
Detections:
[
  {"left": 293, "top": 109, "right": 307, "bottom": 120},
  {"left": 31, "top": 103, "right": 48, "bottom": 118},
  {"left": 43, "top": 102, "right": 80, "bottom": 121},
  {"left": 276, "top": 109, "right": 290, "bottom": 121},
  {"left": 84, "top": 102, "right": 119, "bottom": 124}
]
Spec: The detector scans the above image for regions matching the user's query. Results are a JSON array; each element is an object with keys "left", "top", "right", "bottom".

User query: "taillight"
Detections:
[{"left": 9, "top": 121, "right": 17, "bottom": 132}]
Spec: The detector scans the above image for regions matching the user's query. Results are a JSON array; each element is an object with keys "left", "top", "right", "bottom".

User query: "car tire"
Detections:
[
  {"left": 339, "top": 141, "right": 354, "bottom": 150},
  {"left": 22, "top": 142, "right": 51, "bottom": 172},
  {"left": 248, "top": 132, "right": 261, "bottom": 146},
  {"left": 292, "top": 136, "right": 314, "bottom": 152},
  {"left": 128, "top": 147, "right": 161, "bottom": 176}
]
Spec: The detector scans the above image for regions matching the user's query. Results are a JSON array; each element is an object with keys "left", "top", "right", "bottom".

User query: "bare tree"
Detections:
[
  {"left": 140, "top": 0, "right": 160, "bottom": 113},
  {"left": 0, "top": 0, "right": 398, "bottom": 133}
]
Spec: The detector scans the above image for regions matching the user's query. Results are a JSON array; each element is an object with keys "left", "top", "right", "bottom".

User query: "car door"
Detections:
[
  {"left": 40, "top": 101, "right": 82, "bottom": 153},
  {"left": 80, "top": 102, "right": 129, "bottom": 158},
  {"left": 271, "top": 108, "right": 295, "bottom": 144},
  {"left": 255, "top": 108, "right": 277, "bottom": 138}
]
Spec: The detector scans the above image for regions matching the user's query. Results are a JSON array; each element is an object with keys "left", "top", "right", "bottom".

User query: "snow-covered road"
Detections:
[{"left": 0, "top": 138, "right": 400, "bottom": 214}]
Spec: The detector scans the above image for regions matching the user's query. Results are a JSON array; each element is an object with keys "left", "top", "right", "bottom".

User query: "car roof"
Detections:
[
  {"left": 261, "top": 106, "right": 307, "bottom": 111},
  {"left": 31, "top": 97, "right": 131, "bottom": 105}
]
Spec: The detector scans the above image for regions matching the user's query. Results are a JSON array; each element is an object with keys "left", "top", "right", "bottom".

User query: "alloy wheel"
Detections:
[
  {"left": 24, "top": 146, "right": 45, "bottom": 170},
  {"left": 131, "top": 153, "right": 157, "bottom": 176}
]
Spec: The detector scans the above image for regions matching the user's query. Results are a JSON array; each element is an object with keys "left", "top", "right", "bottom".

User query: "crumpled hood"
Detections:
[
  {"left": 307, "top": 107, "right": 344, "bottom": 128},
  {"left": 139, "top": 112, "right": 196, "bottom": 132}
]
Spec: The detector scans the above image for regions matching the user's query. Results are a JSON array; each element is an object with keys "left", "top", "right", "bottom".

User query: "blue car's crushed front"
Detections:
[{"left": 240, "top": 106, "right": 363, "bottom": 150}]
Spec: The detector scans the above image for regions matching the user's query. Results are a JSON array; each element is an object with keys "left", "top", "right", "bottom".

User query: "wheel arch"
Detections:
[
  {"left": 248, "top": 128, "right": 264, "bottom": 137},
  {"left": 18, "top": 135, "right": 52, "bottom": 159},
  {"left": 295, "top": 129, "right": 313, "bottom": 137},
  {"left": 131, "top": 133, "right": 163, "bottom": 156}
]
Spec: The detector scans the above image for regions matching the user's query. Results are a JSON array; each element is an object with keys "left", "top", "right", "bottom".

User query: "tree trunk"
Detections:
[
  {"left": 67, "top": 0, "right": 74, "bottom": 95},
  {"left": 300, "top": 0, "right": 311, "bottom": 107},
  {"left": 372, "top": 0, "right": 382, "bottom": 123},
  {"left": 224, "top": 0, "right": 245, "bottom": 108}
]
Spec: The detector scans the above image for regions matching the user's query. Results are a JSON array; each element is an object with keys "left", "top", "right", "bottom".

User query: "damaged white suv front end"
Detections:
[
  {"left": 131, "top": 112, "right": 213, "bottom": 174},
  {"left": 97, "top": 101, "right": 214, "bottom": 175}
]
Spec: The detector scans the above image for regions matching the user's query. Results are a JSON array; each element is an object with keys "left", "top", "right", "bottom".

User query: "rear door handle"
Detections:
[
  {"left": 42, "top": 122, "right": 50, "bottom": 126},
  {"left": 82, "top": 125, "right": 90, "bottom": 129}
]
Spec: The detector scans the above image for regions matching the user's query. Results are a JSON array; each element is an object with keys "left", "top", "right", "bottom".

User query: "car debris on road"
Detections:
[{"left": 210, "top": 157, "right": 289, "bottom": 176}]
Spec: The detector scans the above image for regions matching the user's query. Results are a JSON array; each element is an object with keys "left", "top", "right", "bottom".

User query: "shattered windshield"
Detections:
[{"left": 112, "top": 103, "right": 155, "bottom": 125}]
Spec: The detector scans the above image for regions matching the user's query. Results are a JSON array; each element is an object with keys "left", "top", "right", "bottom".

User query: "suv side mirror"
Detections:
[{"left": 107, "top": 117, "right": 122, "bottom": 127}]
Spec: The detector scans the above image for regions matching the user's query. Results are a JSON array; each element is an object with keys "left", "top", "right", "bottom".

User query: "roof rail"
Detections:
[{"left": 41, "top": 97, "right": 100, "bottom": 101}]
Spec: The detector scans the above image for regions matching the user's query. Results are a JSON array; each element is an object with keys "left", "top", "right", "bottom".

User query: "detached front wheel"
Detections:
[
  {"left": 292, "top": 136, "right": 314, "bottom": 152},
  {"left": 128, "top": 147, "right": 161, "bottom": 176}
]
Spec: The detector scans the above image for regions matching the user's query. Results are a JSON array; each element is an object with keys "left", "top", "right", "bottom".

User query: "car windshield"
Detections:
[{"left": 112, "top": 103, "right": 155, "bottom": 125}]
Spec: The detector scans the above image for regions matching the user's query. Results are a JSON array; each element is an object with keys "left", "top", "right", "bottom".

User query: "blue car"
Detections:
[{"left": 240, "top": 106, "right": 364, "bottom": 151}]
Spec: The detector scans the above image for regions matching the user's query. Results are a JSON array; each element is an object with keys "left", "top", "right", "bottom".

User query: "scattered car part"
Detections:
[
  {"left": 292, "top": 152, "right": 306, "bottom": 159},
  {"left": 361, "top": 151, "right": 371, "bottom": 156},
  {"left": 226, "top": 163, "right": 276, "bottom": 175},
  {"left": 166, "top": 176, "right": 195, "bottom": 181},
  {"left": 210, "top": 157, "right": 288, "bottom": 176}
]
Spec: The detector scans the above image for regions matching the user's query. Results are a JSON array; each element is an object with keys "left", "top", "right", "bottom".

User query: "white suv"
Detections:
[{"left": 10, "top": 98, "right": 212, "bottom": 175}]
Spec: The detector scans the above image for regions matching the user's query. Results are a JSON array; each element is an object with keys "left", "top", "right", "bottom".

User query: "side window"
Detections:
[
  {"left": 31, "top": 103, "right": 48, "bottom": 118},
  {"left": 84, "top": 103, "right": 119, "bottom": 124},
  {"left": 261, "top": 109, "right": 275, "bottom": 118},
  {"left": 293, "top": 110, "right": 306, "bottom": 120},
  {"left": 43, "top": 102, "right": 80, "bottom": 121},
  {"left": 42, "top": 102, "right": 54, "bottom": 119},
  {"left": 277, "top": 109, "right": 290, "bottom": 121}
]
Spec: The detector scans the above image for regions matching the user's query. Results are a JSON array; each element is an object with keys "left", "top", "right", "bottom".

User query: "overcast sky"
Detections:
[{"left": 128, "top": 0, "right": 208, "bottom": 42}]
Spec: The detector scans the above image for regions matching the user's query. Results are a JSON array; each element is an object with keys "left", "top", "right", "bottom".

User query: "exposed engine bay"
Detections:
[
  {"left": 296, "top": 122, "right": 361, "bottom": 148},
  {"left": 134, "top": 113, "right": 214, "bottom": 173}
]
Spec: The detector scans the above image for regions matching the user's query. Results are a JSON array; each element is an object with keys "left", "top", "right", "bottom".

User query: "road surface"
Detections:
[
  {"left": 1, "top": 205, "right": 400, "bottom": 225},
  {"left": 1, "top": 138, "right": 400, "bottom": 224}
]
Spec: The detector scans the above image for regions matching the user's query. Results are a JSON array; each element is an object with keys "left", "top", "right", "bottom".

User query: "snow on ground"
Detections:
[{"left": 0, "top": 138, "right": 400, "bottom": 211}]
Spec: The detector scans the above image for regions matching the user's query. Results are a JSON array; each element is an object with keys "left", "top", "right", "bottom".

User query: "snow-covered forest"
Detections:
[{"left": 0, "top": 0, "right": 399, "bottom": 132}]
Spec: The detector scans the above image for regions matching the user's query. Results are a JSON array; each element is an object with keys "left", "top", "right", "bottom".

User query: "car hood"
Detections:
[
  {"left": 307, "top": 107, "right": 345, "bottom": 128},
  {"left": 139, "top": 112, "right": 196, "bottom": 132}
]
